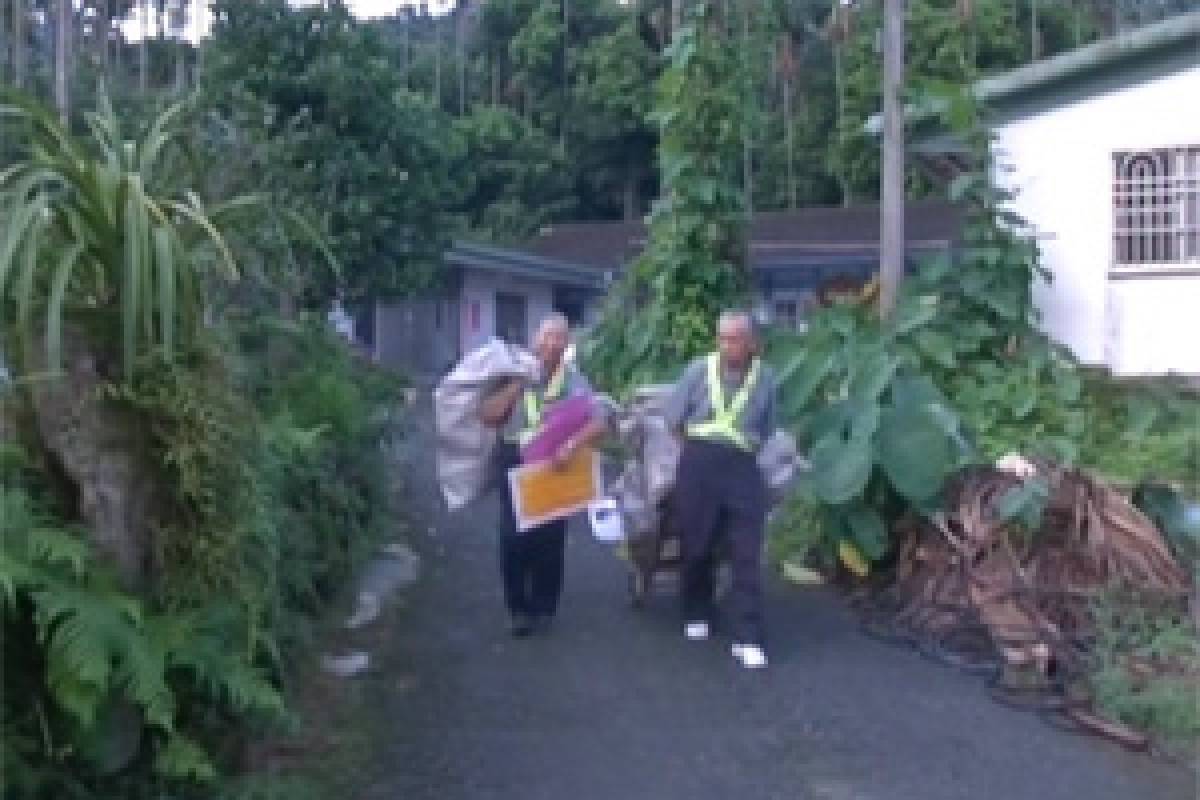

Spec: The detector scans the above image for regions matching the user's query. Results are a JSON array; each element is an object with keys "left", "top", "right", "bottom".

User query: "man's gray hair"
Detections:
[
  {"left": 718, "top": 309, "right": 758, "bottom": 336},
  {"left": 536, "top": 311, "right": 571, "bottom": 336}
]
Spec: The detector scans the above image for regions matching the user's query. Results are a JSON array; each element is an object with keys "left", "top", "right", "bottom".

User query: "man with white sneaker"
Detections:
[
  {"left": 664, "top": 310, "right": 778, "bottom": 670},
  {"left": 479, "top": 313, "right": 604, "bottom": 638}
]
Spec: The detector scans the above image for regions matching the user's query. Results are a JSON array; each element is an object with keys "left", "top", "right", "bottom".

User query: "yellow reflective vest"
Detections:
[{"left": 686, "top": 352, "right": 761, "bottom": 451}]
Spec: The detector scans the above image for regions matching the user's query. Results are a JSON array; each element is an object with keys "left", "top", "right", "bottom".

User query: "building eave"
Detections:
[
  {"left": 446, "top": 241, "right": 608, "bottom": 290},
  {"left": 865, "top": 11, "right": 1200, "bottom": 137}
]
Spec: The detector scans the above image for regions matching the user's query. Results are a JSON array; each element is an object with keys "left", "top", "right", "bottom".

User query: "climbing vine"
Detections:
[{"left": 585, "top": 3, "right": 748, "bottom": 393}]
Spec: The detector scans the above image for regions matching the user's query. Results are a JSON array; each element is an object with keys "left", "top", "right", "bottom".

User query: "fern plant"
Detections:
[
  {"left": 1, "top": 471, "right": 284, "bottom": 791},
  {"left": 0, "top": 91, "right": 247, "bottom": 377}
]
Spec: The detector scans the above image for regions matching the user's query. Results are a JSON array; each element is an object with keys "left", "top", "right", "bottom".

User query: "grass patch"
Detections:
[{"left": 1089, "top": 591, "right": 1200, "bottom": 756}]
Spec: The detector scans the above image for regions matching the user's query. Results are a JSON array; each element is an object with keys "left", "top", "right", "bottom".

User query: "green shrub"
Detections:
[{"left": 1089, "top": 592, "right": 1200, "bottom": 750}]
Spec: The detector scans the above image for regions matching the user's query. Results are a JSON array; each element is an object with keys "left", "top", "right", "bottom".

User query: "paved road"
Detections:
[{"left": 362, "top": 408, "right": 1195, "bottom": 800}]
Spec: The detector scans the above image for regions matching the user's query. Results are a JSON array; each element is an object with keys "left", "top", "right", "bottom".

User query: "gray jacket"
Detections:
[{"left": 663, "top": 355, "right": 778, "bottom": 452}]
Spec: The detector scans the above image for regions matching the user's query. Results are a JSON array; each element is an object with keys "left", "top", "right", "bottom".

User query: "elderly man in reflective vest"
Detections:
[
  {"left": 480, "top": 313, "right": 604, "bottom": 637},
  {"left": 664, "top": 310, "right": 779, "bottom": 669}
]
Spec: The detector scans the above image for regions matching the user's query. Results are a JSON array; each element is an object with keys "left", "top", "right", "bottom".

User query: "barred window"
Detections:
[{"left": 1113, "top": 147, "right": 1200, "bottom": 266}]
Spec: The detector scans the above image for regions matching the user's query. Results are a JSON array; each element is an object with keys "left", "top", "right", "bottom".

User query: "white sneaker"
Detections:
[
  {"left": 684, "top": 622, "right": 710, "bottom": 641},
  {"left": 732, "top": 643, "right": 768, "bottom": 669}
]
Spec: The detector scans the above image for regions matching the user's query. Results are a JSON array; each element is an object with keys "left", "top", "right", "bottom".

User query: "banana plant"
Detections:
[{"left": 0, "top": 91, "right": 251, "bottom": 378}]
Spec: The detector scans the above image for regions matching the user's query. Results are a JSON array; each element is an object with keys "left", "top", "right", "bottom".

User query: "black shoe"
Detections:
[{"left": 510, "top": 613, "right": 535, "bottom": 638}]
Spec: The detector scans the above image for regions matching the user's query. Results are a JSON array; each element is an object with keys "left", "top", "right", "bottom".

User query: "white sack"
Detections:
[{"left": 434, "top": 339, "right": 539, "bottom": 511}]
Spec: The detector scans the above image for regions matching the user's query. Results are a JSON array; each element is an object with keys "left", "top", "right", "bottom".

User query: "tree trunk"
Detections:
[
  {"left": 623, "top": 167, "right": 639, "bottom": 220},
  {"left": 30, "top": 327, "right": 158, "bottom": 592},
  {"left": 13, "top": 0, "right": 27, "bottom": 90},
  {"left": 174, "top": 48, "right": 187, "bottom": 92},
  {"left": 670, "top": 0, "right": 682, "bottom": 43},
  {"left": 402, "top": 14, "right": 410, "bottom": 88},
  {"left": 0, "top": 0, "right": 7, "bottom": 85},
  {"left": 740, "top": 0, "right": 753, "bottom": 217},
  {"left": 833, "top": 42, "right": 852, "bottom": 207},
  {"left": 457, "top": 5, "right": 467, "bottom": 114},
  {"left": 490, "top": 51, "right": 498, "bottom": 106},
  {"left": 879, "top": 0, "right": 905, "bottom": 318},
  {"left": 560, "top": 0, "right": 569, "bottom": 149},
  {"left": 139, "top": 0, "right": 150, "bottom": 93},
  {"left": 55, "top": 0, "right": 70, "bottom": 124},
  {"left": 99, "top": 0, "right": 112, "bottom": 76},
  {"left": 173, "top": 0, "right": 189, "bottom": 93},
  {"left": 783, "top": 72, "right": 796, "bottom": 209},
  {"left": 434, "top": 16, "right": 442, "bottom": 107},
  {"left": 116, "top": 6, "right": 125, "bottom": 81}
]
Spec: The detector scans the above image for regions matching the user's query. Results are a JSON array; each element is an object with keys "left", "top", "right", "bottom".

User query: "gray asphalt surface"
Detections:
[{"left": 362, "top": 404, "right": 1195, "bottom": 800}]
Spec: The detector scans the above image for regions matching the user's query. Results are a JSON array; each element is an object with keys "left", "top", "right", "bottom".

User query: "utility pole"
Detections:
[
  {"left": 879, "top": 0, "right": 905, "bottom": 317},
  {"left": 1030, "top": 0, "right": 1040, "bottom": 61}
]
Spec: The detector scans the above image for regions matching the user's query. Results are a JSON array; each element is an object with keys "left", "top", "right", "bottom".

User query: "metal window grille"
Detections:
[{"left": 1113, "top": 146, "right": 1200, "bottom": 266}]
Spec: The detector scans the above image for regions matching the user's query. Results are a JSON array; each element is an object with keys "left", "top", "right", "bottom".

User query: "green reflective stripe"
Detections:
[
  {"left": 523, "top": 391, "right": 540, "bottom": 430},
  {"left": 517, "top": 362, "right": 567, "bottom": 443},
  {"left": 687, "top": 352, "right": 761, "bottom": 450}
]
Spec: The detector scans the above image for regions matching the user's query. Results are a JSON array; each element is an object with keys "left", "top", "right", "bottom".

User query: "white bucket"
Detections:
[{"left": 588, "top": 497, "right": 626, "bottom": 543}]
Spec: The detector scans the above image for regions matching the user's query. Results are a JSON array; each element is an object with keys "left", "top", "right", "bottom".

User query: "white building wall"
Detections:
[
  {"left": 992, "top": 63, "right": 1200, "bottom": 375},
  {"left": 459, "top": 269, "right": 555, "bottom": 354}
]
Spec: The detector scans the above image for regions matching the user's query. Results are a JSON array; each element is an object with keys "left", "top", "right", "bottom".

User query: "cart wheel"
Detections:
[{"left": 629, "top": 571, "right": 648, "bottom": 609}]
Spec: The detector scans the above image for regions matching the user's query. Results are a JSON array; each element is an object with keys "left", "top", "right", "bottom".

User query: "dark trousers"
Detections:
[
  {"left": 670, "top": 439, "right": 768, "bottom": 645},
  {"left": 496, "top": 443, "right": 568, "bottom": 618}
]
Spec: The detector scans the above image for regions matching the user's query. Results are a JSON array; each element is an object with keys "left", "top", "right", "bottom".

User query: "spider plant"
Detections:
[{"left": 0, "top": 91, "right": 251, "bottom": 377}]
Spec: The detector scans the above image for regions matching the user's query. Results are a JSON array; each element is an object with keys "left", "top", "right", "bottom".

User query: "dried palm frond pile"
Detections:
[{"left": 860, "top": 458, "right": 1195, "bottom": 751}]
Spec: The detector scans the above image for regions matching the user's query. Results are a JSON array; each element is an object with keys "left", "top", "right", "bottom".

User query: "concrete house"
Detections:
[
  {"left": 904, "top": 12, "right": 1200, "bottom": 376},
  {"left": 525, "top": 202, "right": 961, "bottom": 334},
  {"left": 365, "top": 203, "right": 961, "bottom": 378},
  {"left": 366, "top": 242, "right": 608, "bottom": 377}
]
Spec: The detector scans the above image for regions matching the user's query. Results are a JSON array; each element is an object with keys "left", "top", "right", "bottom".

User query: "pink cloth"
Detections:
[{"left": 521, "top": 393, "right": 595, "bottom": 464}]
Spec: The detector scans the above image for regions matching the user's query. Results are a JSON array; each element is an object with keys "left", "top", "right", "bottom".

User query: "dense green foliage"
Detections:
[
  {"left": 2, "top": 318, "right": 400, "bottom": 797},
  {"left": 201, "top": 0, "right": 457, "bottom": 304},
  {"left": 1, "top": 68, "right": 401, "bottom": 797},
  {"left": 762, "top": 81, "right": 1200, "bottom": 570},
  {"left": 7, "top": 0, "right": 1199, "bottom": 237},
  {"left": 585, "top": 5, "right": 749, "bottom": 391}
]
